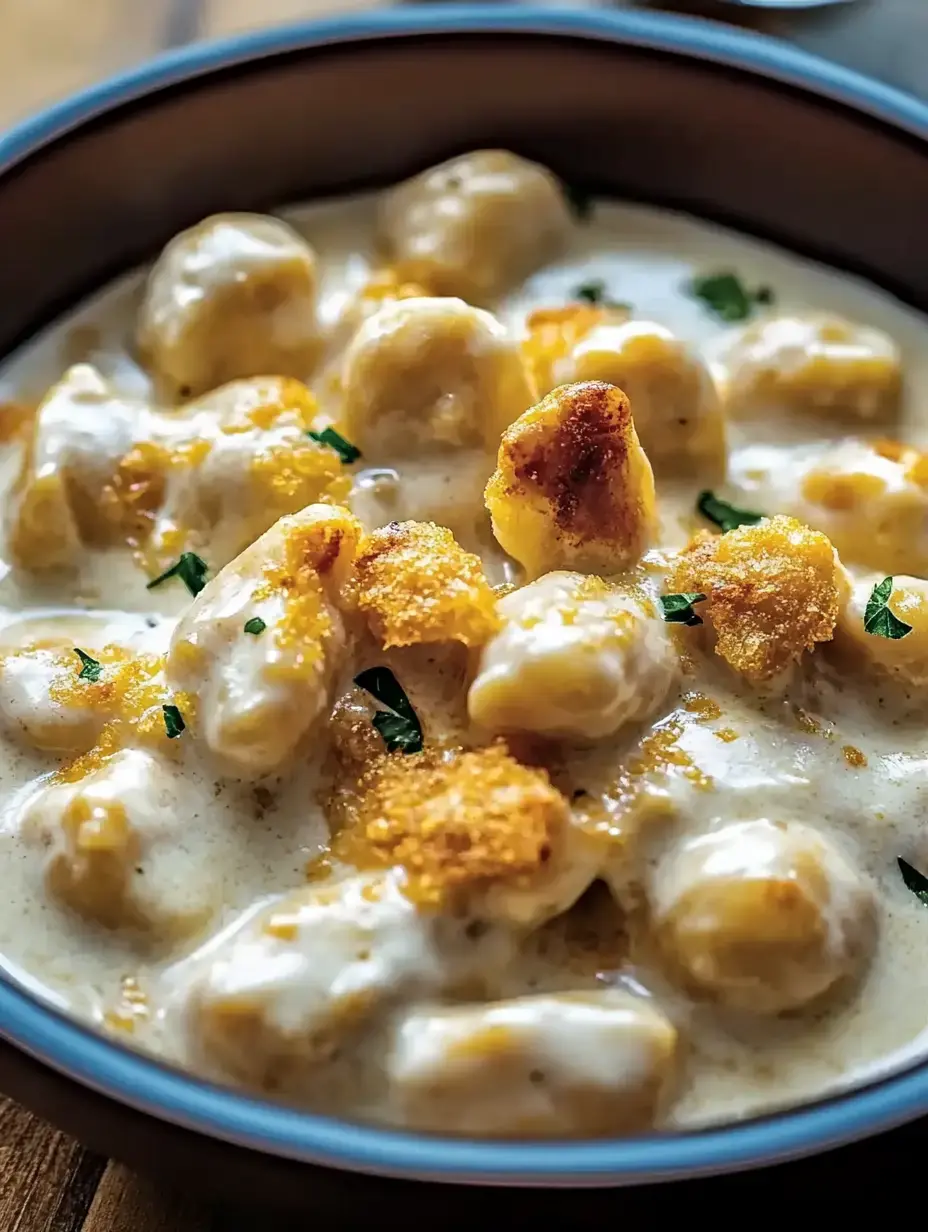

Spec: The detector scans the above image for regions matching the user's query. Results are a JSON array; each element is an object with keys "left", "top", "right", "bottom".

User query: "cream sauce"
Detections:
[{"left": 0, "top": 184, "right": 926, "bottom": 1133}]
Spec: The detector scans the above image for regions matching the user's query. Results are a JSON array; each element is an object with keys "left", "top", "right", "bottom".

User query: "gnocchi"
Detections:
[
  {"left": 486, "top": 381, "right": 656, "bottom": 577},
  {"left": 137, "top": 213, "right": 321, "bottom": 399},
  {"left": 377, "top": 150, "right": 573, "bottom": 302},
  {"left": 468, "top": 571, "right": 679, "bottom": 740},
  {"left": 721, "top": 313, "right": 902, "bottom": 421},
  {"left": 540, "top": 318, "right": 727, "bottom": 476},
  {"left": 387, "top": 990, "right": 678, "bottom": 1136},
  {"left": 651, "top": 819, "right": 875, "bottom": 1014},
  {"left": 340, "top": 297, "right": 533, "bottom": 455},
  {"left": 0, "top": 153, "right": 924, "bottom": 1139},
  {"left": 166, "top": 504, "right": 361, "bottom": 776}
]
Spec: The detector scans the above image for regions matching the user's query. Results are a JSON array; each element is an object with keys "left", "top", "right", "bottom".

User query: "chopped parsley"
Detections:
[
  {"left": 243, "top": 617, "right": 267, "bottom": 636},
  {"left": 146, "top": 552, "right": 209, "bottom": 598},
  {"left": 307, "top": 426, "right": 361, "bottom": 465},
  {"left": 73, "top": 648, "right": 102, "bottom": 682},
  {"left": 563, "top": 182, "right": 593, "bottom": 221},
  {"left": 697, "top": 490, "right": 765, "bottom": 534},
  {"left": 162, "top": 704, "right": 186, "bottom": 740},
  {"left": 863, "top": 576, "right": 912, "bottom": 641},
  {"left": 354, "top": 666, "right": 423, "bottom": 755},
  {"left": 659, "top": 592, "right": 708, "bottom": 627},
  {"left": 687, "top": 271, "right": 774, "bottom": 323},
  {"left": 571, "top": 279, "right": 630, "bottom": 311},
  {"left": 898, "top": 856, "right": 928, "bottom": 906}
]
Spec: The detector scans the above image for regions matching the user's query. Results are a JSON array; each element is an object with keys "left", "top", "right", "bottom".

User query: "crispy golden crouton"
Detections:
[
  {"left": 328, "top": 744, "right": 570, "bottom": 909},
  {"left": 485, "top": 381, "right": 656, "bottom": 577},
  {"left": 356, "top": 521, "right": 500, "bottom": 649},
  {"left": 668, "top": 515, "right": 841, "bottom": 682}
]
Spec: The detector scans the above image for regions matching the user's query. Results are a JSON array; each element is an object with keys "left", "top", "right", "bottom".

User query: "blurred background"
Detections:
[{"left": 2, "top": 1, "right": 926, "bottom": 129}]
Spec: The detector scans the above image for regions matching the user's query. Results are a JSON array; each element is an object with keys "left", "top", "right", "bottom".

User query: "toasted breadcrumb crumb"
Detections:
[
  {"left": 668, "top": 514, "right": 841, "bottom": 682},
  {"left": 356, "top": 520, "right": 500, "bottom": 648},
  {"left": 325, "top": 743, "right": 569, "bottom": 908},
  {"left": 521, "top": 304, "right": 615, "bottom": 394},
  {"left": 53, "top": 652, "right": 197, "bottom": 784}
]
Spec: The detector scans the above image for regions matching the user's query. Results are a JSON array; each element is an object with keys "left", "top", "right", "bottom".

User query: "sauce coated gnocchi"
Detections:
[{"left": 1, "top": 150, "right": 927, "bottom": 1137}]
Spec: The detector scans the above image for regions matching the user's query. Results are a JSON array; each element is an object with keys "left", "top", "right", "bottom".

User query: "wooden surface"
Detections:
[{"left": 1, "top": 0, "right": 927, "bottom": 1226}]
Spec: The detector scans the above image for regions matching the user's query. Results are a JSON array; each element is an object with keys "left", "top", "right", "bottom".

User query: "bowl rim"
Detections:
[{"left": 4, "top": 3, "right": 928, "bottom": 1186}]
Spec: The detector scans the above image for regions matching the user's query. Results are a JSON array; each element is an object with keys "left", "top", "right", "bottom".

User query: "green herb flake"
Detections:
[
  {"left": 307, "top": 426, "right": 361, "bottom": 465},
  {"left": 898, "top": 856, "right": 928, "bottom": 907},
  {"left": 354, "top": 665, "right": 423, "bottom": 755},
  {"left": 563, "top": 182, "right": 593, "bottom": 221},
  {"left": 687, "top": 271, "right": 775, "bottom": 323},
  {"left": 146, "top": 552, "right": 209, "bottom": 597},
  {"left": 73, "top": 648, "right": 102, "bottom": 682},
  {"left": 243, "top": 617, "right": 267, "bottom": 636},
  {"left": 162, "top": 704, "right": 186, "bottom": 740},
  {"left": 863, "top": 576, "right": 913, "bottom": 641},
  {"left": 659, "top": 592, "right": 708, "bottom": 628},
  {"left": 571, "top": 279, "right": 630, "bottom": 311},
  {"left": 697, "top": 490, "right": 765, "bottom": 534}
]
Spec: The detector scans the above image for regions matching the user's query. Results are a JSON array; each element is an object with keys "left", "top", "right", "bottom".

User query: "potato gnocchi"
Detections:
[{"left": 0, "top": 150, "right": 927, "bottom": 1138}]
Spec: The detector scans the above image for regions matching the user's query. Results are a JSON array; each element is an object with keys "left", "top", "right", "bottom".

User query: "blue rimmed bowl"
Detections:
[{"left": 1, "top": 5, "right": 928, "bottom": 1206}]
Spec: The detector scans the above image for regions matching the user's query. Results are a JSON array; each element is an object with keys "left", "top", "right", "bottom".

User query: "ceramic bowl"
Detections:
[{"left": 1, "top": 6, "right": 928, "bottom": 1205}]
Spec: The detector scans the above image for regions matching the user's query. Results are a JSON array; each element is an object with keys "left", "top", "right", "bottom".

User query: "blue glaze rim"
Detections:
[{"left": 2, "top": 5, "right": 928, "bottom": 1185}]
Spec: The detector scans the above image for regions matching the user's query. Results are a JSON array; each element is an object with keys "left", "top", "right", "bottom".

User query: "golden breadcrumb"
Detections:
[
  {"left": 668, "top": 515, "right": 841, "bottom": 682},
  {"left": 54, "top": 651, "right": 196, "bottom": 784},
  {"left": 485, "top": 381, "right": 656, "bottom": 578},
  {"left": 358, "top": 267, "right": 431, "bottom": 306},
  {"left": 522, "top": 304, "right": 615, "bottom": 394},
  {"left": 96, "top": 441, "right": 170, "bottom": 547},
  {"left": 253, "top": 505, "right": 362, "bottom": 677},
  {"left": 214, "top": 376, "right": 318, "bottom": 434},
  {"left": 327, "top": 743, "right": 570, "bottom": 908},
  {"left": 356, "top": 521, "right": 500, "bottom": 649}
]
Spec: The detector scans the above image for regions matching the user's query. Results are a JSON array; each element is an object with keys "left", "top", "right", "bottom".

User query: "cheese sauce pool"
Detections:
[{"left": 0, "top": 181, "right": 926, "bottom": 1134}]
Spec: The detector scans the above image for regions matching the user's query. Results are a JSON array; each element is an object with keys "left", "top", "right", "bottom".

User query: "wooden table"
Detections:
[{"left": 2, "top": 1, "right": 927, "bottom": 1226}]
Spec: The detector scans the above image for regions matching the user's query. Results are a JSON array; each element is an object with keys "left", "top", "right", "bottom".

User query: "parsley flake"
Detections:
[
  {"left": 571, "top": 279, "right": 630, "bottom": 311},
  {"left": 898, "top": 857, "right": 928, "bottom": 907},
  {"left": 307, "top": 426, "right": 361, "bottom": 465},
  {"left": 660, "top": 592, "right": 708, "bottom": 628},
  {"left": 147, "top": 552, "right": 209, "bottom": 597},
  {"left": 687, "top": 272, "right": 775, "bottom": 323},
  {"left": 697, "top": 490, "right": 765, "bottom": 534},
  {"left": 354, "top": 666, "right": 423, "bottom": 755},
  {"left": 162, "top": 704, "right": 186, "bottom": 739},
  {"left": 864, "top": 576, "right": 912, "bottom": 640},
  {"left": 563, "top": 182, "right": 593, "bottom": 221},
  {"left": 243, "top": 617, "right": 267, "bottom": 636},
  {"left": 73, "top": 648, "right": 102, "bottom": 682}
]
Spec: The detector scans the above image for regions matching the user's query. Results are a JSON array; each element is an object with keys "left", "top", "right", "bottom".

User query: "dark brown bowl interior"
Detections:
[{"left": 2, "top": 26, "right": 928, "bottom": 362}]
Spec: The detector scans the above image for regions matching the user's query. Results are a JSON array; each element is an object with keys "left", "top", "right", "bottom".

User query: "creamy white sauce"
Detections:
[{"left": 0, "top": 180, "right": 927, "bottom": 1134}]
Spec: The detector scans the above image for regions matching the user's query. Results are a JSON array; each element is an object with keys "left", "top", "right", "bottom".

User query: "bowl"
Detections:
[{"left": 1, "top": 5, "right": 928, "bottom": 1205}]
